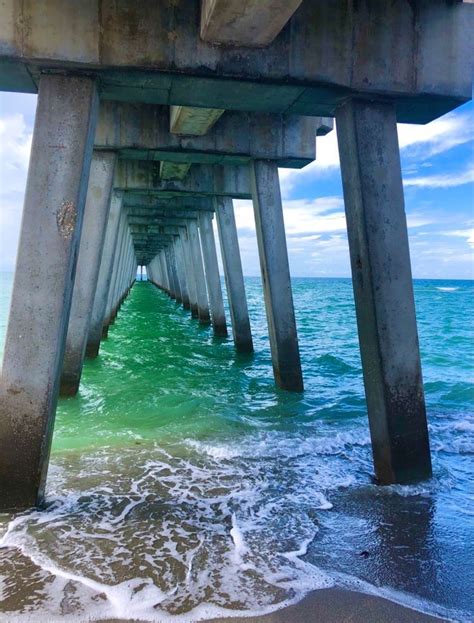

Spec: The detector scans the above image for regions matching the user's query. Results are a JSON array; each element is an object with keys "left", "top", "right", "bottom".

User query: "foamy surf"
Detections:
[{"left": 0, "top": 278, "right": 472, "bottom": 622}]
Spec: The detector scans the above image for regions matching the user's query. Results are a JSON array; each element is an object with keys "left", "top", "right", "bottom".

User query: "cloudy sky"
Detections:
[{"left": 0, "top": 92, "right": 473, "bottom": 279}]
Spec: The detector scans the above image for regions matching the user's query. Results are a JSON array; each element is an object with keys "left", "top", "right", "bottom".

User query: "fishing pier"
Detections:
[{"left": 0, "top": 0, "right": 472, "bottom": 510}]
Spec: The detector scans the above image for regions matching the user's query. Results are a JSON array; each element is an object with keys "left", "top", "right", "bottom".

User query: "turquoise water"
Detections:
[{"left": 0, "top": 272, "right": 473, "bottom": 621}]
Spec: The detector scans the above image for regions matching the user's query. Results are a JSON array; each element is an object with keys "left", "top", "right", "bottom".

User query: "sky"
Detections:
[{"left": 0, "top": 92, "right": 473, "bottom": 280}]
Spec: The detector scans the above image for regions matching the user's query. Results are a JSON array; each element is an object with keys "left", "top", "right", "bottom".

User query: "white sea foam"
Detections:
[
  {"left": 333, "top": 571, "right": 471, "bottom": 622},
  {"left": 436, "top": 286, "right": 459, "bottom": 292},
  {"left": 0, "top": 418, "right": 472, "bottom": 622},
  {"left": 0, "top": 436, "right": 339, "bottom": 621}
]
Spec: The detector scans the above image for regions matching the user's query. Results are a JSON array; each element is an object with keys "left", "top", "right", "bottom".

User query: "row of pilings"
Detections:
[{"left": 0, "top": 74, "right": 432, "bottom": 512}]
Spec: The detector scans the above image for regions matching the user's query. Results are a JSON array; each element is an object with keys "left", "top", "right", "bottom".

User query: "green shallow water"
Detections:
[{"left": 0, "top": 275, "right": 473, "bottom": 621}]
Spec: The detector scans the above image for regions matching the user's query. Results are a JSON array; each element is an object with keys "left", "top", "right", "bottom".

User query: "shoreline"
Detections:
[{"left": 98, "top": 588, "right": 449, "bottom": 623}]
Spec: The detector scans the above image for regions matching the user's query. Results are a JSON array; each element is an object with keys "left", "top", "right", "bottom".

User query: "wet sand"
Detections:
[{"left": 101, "top": 588, "right": 447, "bottom": 623}]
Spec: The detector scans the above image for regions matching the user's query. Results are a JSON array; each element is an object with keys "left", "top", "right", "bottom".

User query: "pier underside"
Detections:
[{"left": 1, "top": 0, "right": 472, "bottom": 509}]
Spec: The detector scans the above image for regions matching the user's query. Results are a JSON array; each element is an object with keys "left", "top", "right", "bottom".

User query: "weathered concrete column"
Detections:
[
  {"left": 336, "top": 99, "right": 432, "bottom": 485},
  {"left": 165, "top": 246, "right": 179, "bottom": 301},
  {"left": 174, "top": 236, "right": 190, "bottom": 310},
  {"left": 86, "top": 191, "right": 123, "bottom": 358},
  {"left": 215, "top": 197, "right": 253, "bottom": 353},
  {"left": 148, "top": 258, "right": 156, "bottom": 285},
  {"left": 103, "top": 214, "right": 126, "bottom": 333},
  {"left": 251, "top": 161, "right": 303, "bottom": 391},
  {"left": 180, "top": 229, "right": 198, "bottom": 318},
  {"left": 155, "top": 256, "right": 164, "bottom": 288},
  {"left": 156, "top": 255, "right": 163, "bottom": 289},
  {"left": 60, "top": 151, "right": 116, "bottom": 396},
  {"left": 170, "top": 244, "right": 183, "bottom": 304},
  {"left": 198, "top": 211, "right": 227, "bottom": 336},
  {"left": 187, "top": 219, "right": 211, "bottom": 325},
  {"left": 111, "top": 220, "right": 130, "bottom": 319},
  {"left": 0, "top": 74, "right": 98, "bottom": 510},
  {"left": 159, "top": 251, "right": 170, "bottom": 294}
]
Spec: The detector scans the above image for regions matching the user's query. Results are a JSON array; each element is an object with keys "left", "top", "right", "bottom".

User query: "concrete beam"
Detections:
[
  {"left": 170, "top": 106, "right": 225, "bottom": 135},
  {"left": 130, "top": 225, "right": 182, "bottom": 235},
  {"left": 200, "top": 0, "right": 302, "bottom": 47},
  {"left": 96, "top": 102, "right": 318, "bottom": 168},
  {"left": 159, "top": 161, "right": 191, "bottom": 181},
  {"left": 115, "top": 161, "right": 253, "bottom": 199},
  {"left": 128, "top": 210, "right": 200, "bottom": 226},
  {"left": 122, "top": 194, "right": 214, "bottom": 212},
  {"left": 0, "top": 1, "right": 471, "bottom": 123}
]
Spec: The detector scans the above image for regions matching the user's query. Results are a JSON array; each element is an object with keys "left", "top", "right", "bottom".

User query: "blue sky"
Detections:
[{"left": 0, "top": 92, "right": 472, "bottom": 279}]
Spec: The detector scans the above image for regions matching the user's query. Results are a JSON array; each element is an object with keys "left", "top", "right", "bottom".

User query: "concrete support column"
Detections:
[
  {"left": 148, "top": 258, "right": 156, "bottom": 286},
  {"left": 174, "top": 236, "right": 190, "bottom": 310},
  {"left": 251, "top": 161, "right": 303, "bottom": 391},
  {"left": 199, "top": 211, "right": 227, "bottom": 336},
  {"left": 336, "top": 99, "right": 431, "bottom": 485},
  {"left": 170, "top": 244, "right": 183, "bottom": 304},
  {"left": 180, "top": 229, "right": 198, "bottom": 318},
  {"left": 160, "top": 251, "right": 170, "bottom": 294},
  {"left": 153, "top": 256, "right": 161, "bottom": 287},
  {"left": 115, "top": 227, "right": 129, "bottom": 308},
  {"left": 0, "top": 74, "right": 98, "bottom": 510},
  {"left": 60, "top": 151, "right": 116, "bottom": 396},
  {"left": 187, "top": 219, "right": 210, "bottom": 325},
  {"left": 122, "top": 239, "right": 133, "bottom": 298},
  {"left": 104, "top": 214, "right": 126, "bottom": 332},
  {"left": 86, "top": 191, "right": 123, "bottom": 358},
  {"left": 215, "top": 197, "right": 253, "bottom": 352},
  {"left": 110, "top": 229, "right": 126, "bottom": 320},
  {"left": 155, "top": 256, "right": 163, "bottom": 288},
  {"left": 165, "top": 246, "right": 178, "bottom": 300}
]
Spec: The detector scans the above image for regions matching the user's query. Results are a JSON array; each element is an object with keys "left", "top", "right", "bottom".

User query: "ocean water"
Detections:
[{"left": 0, "top": 271, "right": 473, "bottom": 622}]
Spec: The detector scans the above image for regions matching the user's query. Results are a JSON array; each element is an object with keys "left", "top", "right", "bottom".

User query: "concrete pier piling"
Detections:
[
  {"left": 160, "top": 251, "right": 171, "bottom": 295},
  {"left": 215, "top": 197, "right": 253, "bottom": 353},
  {"left": 174, "top": 236, "right": 191, "bottom": 310},
  {"left": 187, "top": 219, "right": 211, "bottom": 325},
  {"left": 180, "top": 229, "right": 199, "bottom": 319},
  {"left": 165, "top": 246, "right": 179, "bottom": 302},
  {"left": 60, "top": 151, "right": 117, "bottom": 396},
  {"left": 0, "top": 74, "right": 99, "bottom": 509},
  {"left": 103, "top": 213, "right": 127, "bottom": 333},
  {"left": 198, "top": 211, "right": 228, "bottom": 337},
  {"left": 86, "top": 191, "right": 123, "bottom": 359},
  {"left": 170, "top": 244, "right": 183, "bottom": 305},
  {"left": 251, "top": 160, "right": 303, "bottom": 392},
  {"left": 336, "top": 99, "right": 432, "bottom": 485}
]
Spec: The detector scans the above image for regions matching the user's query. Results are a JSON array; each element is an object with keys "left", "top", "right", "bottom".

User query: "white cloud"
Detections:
[
  {"left": 278, "top": 107, "right": 474, "bottom": 197},
  {"left": 278, "top": 131, "right": 340, "bottom": 197},
  {"left": 442, "top": 228, "right": 474, "bottom": 248},
  {"left": 404, "top": 166, "right": 473, "bottom": 188},
  {"left": 397, "top": 109, "right": 474, "bottom": 158},
  {"left": 234, "top": 197, "right": 346, "bottom": 237},
  {"left": 0, "top": 113, "right": 32, "bottom": 195},
  {"left": 0, "top": 112, "right": 33, "bottom": 269}
]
